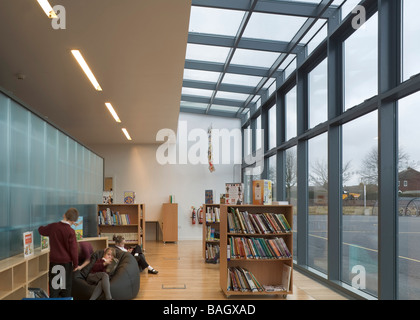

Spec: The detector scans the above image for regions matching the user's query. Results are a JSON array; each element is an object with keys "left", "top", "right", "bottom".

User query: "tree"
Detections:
[{"left": 360, "top": 146, "right": 411, "bottom": 185}]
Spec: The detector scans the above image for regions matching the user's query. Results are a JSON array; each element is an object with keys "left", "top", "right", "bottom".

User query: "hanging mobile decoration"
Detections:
[{"left": 208, "top": 125, "right": 215, "bottom": 173}]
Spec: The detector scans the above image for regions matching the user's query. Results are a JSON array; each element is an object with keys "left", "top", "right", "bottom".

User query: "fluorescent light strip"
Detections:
[
  {"left": 122, "top": 128, "right": 132, "bottom": 141},
  {"left": 105, "top": 103, "right": 121, "bottom": 123},
  {"left": 37, "top": 0, "right": 57, "bottom": 18},
  {"left": 71, "top": 50, "right": 102, "bottom": 91}
]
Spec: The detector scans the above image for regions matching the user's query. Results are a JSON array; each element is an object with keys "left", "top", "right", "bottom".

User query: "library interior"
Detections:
[{"left": 1, "top": 0, "right": 420, "bottom": 303}]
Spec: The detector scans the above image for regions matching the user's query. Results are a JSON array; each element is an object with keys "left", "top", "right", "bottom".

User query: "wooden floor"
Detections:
[{"left": 135, "top": 240, "right": 349, "bottom": 300}]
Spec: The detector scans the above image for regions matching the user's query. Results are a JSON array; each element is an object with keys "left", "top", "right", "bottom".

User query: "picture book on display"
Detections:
[
  {"left": 23, "top": 231, "right": 34, "bottom": 258},
  {"left": 41, "top": 236, "right": 49, "bottom": 252},
  {"left": 71, "top": 216, "right": 83, "bottom": 240},
  {"left": 124, "top": 191, "right": 135, "bottom": 204}
]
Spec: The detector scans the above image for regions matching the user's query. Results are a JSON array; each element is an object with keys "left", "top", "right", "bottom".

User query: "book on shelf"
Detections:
[
  {"left": 100, "top": 232, "right": 138, "bottom": 243},
  {"left": 206, "top": 227, "right": 220, "bottom": 242},
  {"left": 98, "top": 208, "right": 133, "bottom": 225},
  {"left": 23, "top": 231, "right": 34, "bottom": 258},
  {"left": 228, "top": 236, "right": 291, "bottom": 260},
  {"left": 206, "top": 206, "right": 220, "bottom": 223},
  {"left": 205, "top": 243, "right": 220, "bottom": 263},
  {"left": 227, "top": 266, "right": 290, "bottom": 293},
  {"left": 71, "top": 216, "right": 83, "bottom": 240},
  {"left": 227, "top": 207, "right": 291, "bottom": 235},
  {"left": 124, "top": 191, "right": 135, "bottom": 204},
  {"left": 227, "top": 267, "right": 263, "bottom": 293}
]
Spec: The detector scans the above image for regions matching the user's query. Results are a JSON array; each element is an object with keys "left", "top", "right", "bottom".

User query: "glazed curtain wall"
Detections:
[
  {"left": 241, "top": 0, "right": 420, "bottom": 300},
  {"left": 0, "top": 91, "right": 103, "bottom": 260}
]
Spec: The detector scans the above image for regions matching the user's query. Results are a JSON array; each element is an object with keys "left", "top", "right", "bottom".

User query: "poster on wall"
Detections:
[{"left": 23, "top": 231, "right": 34, "bottom": 258}]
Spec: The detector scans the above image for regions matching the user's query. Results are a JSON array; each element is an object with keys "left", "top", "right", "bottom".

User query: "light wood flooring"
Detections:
[{"left": 135, "top": 240, "right": 349, "bottom": 300}]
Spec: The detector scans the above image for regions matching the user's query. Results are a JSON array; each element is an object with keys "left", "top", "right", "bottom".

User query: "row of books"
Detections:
[
  {"left": 227, "top": 208, "right": 291, "bottom": 234},
  {"left": 98, "top": 209, "right": 133, "bottom": 225},
  {"left": 227, "top": 267, "right": 263, "bottom": 293},
  {"left": 227, "top": 266, "right": 292, "bottom": 293},
  {"left": 205, "top": 244, "right": 220, "bottom": 263},
  {"left": 206, "top": 227, "right": 220, "bottom": 242},
  {"left": 100, "top": 232, "right": 138, "bottom": 243},
  {"left": 206, "top": 206, "right": 220, "bottom": 223},
  {"left": 228, "top": 236, "right": 291, "bottom": 260}
]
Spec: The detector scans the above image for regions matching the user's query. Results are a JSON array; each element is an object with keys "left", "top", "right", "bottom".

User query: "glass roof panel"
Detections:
[
  {"left": 230, "top": 48, "right": 280, "bottom": 68},
  {"left": 185, "top": 43, "right": 230, "bottom": 63},
  {"left": 222, "top": 73, "right": 263, "bottom": 87},
  {"left": 180, "top": 101, "right": 208, "bottom": 110},
  {"left": 183, "top": 69, "right": 221, "bottom": 83},
  {"left": 188, "top": 6, "right": 245, "bottom": 36},
  {"left": 211, "top": 105, "right": 240, "bottom": 113},
  {"left": 182, "top": 87, "right": 214, "bottom": 97},
  {"left": 243, "top": 12, "right": 307, "bottom": 42},
  {"left": 215, "top": 91, "right": 250, "bottom": 102}
]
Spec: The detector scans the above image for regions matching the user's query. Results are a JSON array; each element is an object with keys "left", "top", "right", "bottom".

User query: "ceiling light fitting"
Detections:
[
  {"left": 105, "top": 103, "right": 121, "bottom": 123},
  {"left": 71, "top": 50, "right": 103, "bottom": 91},
  {"left": 122, "top": 128, "right": 132, "bottom": 141},
  {"left": 36, "top": 0, "right": 57, "bottom": 18}
]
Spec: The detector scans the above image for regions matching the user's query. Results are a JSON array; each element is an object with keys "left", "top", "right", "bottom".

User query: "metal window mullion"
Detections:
[
  {"left": 377, "top": 0, "right": 401, "bottom": 301},
  {"left": 327, "top": 11, "right": 343, "bottom": 282}
]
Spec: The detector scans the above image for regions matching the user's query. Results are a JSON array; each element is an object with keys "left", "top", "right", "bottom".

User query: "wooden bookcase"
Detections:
[
  {"left": 219, "top": 204, "right": 293, "bottom": 297},
  {"left": 97, "top": 203, "right": 146, "bottom": 251},
  {"left": 0, "top": 248, "right": 49, "bottom": 300},
  {"left": 202, "top": 204, "right": 220, "bottom": 263}
]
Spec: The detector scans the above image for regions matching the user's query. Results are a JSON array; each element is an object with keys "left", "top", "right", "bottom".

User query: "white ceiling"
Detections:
[{"left": 0, "top": 0, "right": 192, "bottom": 148}]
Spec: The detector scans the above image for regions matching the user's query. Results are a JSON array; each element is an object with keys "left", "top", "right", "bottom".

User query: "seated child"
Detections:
[{"left": 86, "top": 247, "right": 118, "bottom": 300}]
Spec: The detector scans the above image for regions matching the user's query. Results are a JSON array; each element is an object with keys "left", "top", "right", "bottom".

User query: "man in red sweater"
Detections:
[{"left": 38, "top": 208, "right": 79, "bottom": 298}]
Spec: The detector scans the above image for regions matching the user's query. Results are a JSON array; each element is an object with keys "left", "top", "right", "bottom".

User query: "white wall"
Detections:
[{"left": 92, "top": 113, "right": 241, "bottom": 240}]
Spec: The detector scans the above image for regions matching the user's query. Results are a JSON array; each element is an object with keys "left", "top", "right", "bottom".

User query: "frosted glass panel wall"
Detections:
[{"left": 0, "top": 92, "right": 103, "bottom": 259}]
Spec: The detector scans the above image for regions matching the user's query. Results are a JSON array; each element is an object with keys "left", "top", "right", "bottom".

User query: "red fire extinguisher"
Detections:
[
  {"left": 191, "top": 206, "right": 196, "bottom": 225},
  {"left": 198, "top": 206, "right": 203, "bottom": 224}
]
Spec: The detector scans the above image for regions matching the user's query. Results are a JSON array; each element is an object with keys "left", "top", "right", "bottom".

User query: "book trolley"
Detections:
[{"left": 219, "top": 204, "right": 293, "bottom": 298}]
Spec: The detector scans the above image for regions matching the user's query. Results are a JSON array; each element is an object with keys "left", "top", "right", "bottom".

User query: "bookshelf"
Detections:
[
  {"left": 0, "top": 248, "right": 49, "bottom": 300},
  {"left": 202, "top": 204, "right": 220, "bottom": 263},
  {"left": 219, "top": 204, "right": 293, "bottom": 297},
  {"left": 97, "top": 203, "right": 146, "bottom": 251}
]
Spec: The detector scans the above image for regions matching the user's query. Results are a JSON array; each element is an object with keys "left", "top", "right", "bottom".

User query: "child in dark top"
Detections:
[
  {"left": 87, "top": 247, "right": 116, "bottom": 300},
  {"left": 38, "top": 207, "right": 79, "bottom": 298}
]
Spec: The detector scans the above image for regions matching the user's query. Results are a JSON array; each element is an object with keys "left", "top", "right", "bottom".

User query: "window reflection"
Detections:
[
  {"left": 308, "top": 133, "right": 328, "bottom": 274},
  {"left": 309, "top": 59, "right": 328, "bottom": 128},
  {"left": 286, "top": 86, "right": 297, "bottom": 141},
  {"left": 341, "top": 111, "right": 378, "bottom": 297},
  {"left": 344, "top": 14, "right": 378, "bottom": 111},
  {"left": 402, "top": 0, "right": 420, "bottom": 81},
  {"left": 398, "top": 91, "right": 420, "bottom": 300},
  {"left": 286, "top": 147, "right": 298, "bottom": 260}
]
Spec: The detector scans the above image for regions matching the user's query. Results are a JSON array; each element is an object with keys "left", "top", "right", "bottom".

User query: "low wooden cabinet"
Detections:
[
  {"left": 162, "top": 203, "right": 178, "bottom": 243},
  {"left": 0, "top": 248, "right": 49, "bottom": 300}
]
